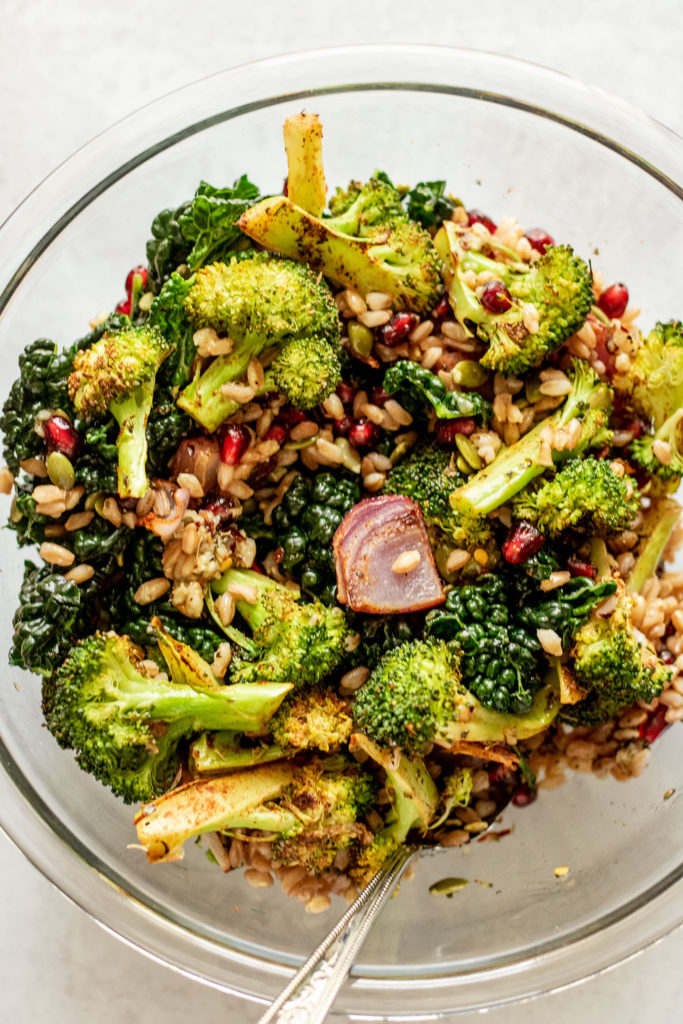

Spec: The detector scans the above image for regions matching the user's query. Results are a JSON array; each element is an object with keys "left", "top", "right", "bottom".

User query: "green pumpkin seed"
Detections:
[
  {"left": 429, "top": 877, "right": 469, "bottom": 897},
  {"left": 334, "top": 438, "right": 361, "bottom": 474},
  {"left": 451, "top": 360, "right": 488, "bottom": 388},
  {"left": 347, "top": 321, "right": 374, "bottom": 358},
  {"left": 455, "top": 454, "right": 472, "bottom": 476},
  {"left": 455, "top": 434, "right": 483, "bottom": 470},
  {"left": 46, "top": 451, "right": 75, "bottom": 490}
]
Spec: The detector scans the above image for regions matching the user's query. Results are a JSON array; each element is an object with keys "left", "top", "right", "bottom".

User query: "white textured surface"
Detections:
[{"left": 1, "top": 2, "right": 682, "bottom": 1021}]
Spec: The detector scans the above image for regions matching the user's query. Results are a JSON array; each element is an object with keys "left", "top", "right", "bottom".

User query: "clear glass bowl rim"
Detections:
[{"left": 0, "top": 43, "right": 681, "bottom": 1019}]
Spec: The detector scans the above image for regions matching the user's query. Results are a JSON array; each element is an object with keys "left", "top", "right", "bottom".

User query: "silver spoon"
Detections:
[{"left": 256, "top": 769, "right": 517, "bottom": 1024}]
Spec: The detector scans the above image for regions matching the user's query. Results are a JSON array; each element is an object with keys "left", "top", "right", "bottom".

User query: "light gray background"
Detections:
[{"left": 1, "top": 1, "right": 682, "bottom": 1021}]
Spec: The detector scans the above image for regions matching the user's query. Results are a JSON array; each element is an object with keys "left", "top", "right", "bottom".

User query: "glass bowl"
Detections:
[{"left": 0, "top": 45, "right": 682, "bottom": 1020}]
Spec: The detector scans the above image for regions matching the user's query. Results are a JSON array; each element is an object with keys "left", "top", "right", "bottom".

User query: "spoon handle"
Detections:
[{"left": 256, "top": 845, "right": 415, "bottom": 1024}]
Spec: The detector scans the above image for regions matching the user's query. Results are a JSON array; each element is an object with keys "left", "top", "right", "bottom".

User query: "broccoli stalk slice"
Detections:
[
  {"left": 283, "top": 113, "right": 326, "bottom": 217},
  {"left": 190, "top": 731, "right": 291, "bottom": 773},
  {"left": 450, "top": 360, "right": 613, "bottom": 517},
  {"left": 110, "top": 382, "right": 155, "bottom": 497},
  {"left": 135, "top": 762, "right": 301, "bottom": 861},
  {"left": 177, "top": 346, "right": 253, "bottom": 432},
  {"left": 627, "top": 498, "right": 682, "bottom": 594},
  {"left": 237, "top": 195, "right": 444, "bottom": 314}
]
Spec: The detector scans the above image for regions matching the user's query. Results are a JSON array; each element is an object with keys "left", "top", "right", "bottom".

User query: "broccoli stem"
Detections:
[
  {"left": 627, "top": 498, "right": 681, "bottom": 595},
  {"left": 451, "top": 365, "right": 612, "bottom": 516},
  {"left": 191, "top": 731, "right": 290, "bottom": 772},
  {"left": 110, "top": 382, "right": 154, "bottom": 498},
  {"left": 283, "top": 113, "right": 326, "bottom": 217},
  {"left": 176, "top": 346, "right": 254, "bottom": 432}
]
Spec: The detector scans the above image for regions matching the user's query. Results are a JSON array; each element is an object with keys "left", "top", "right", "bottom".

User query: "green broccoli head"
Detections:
[
  {"left": 352, "top": 637, "right": 560, "bottom": 756},
  {"left": 270, "top": 335, "right": 342, "bottom": 410},
  {"left": 566, "top": 591, "right": 670, "bottom": 724},
  {"left": 42, "top": 631, "right": 292, "bottom": 803},
  {"left": 615, "top": 320, "right": 683, "bottom": 427},
  {"left": 178, "top": 252, "right": 342, "bottom": 431},
  {"left": 269, "top": 688, "right": 354, "bottom": 752},
  {"left": 68, "top": 325, "right": 171, "bottom": 497},
  {"left": 214, "top": 568, "right": 351, "bottom": 686},
  {"left": 511, "top": 457, "right": 641, "bottom": 537},
  {"left": 238, "top": 185, "right": 444, "bottom": 314},
  {"left": 631, "top": 408, "right": 683, "bottom": 482},
  {"left": 435, "top": 222, "right": 593, "bottom": 375}
]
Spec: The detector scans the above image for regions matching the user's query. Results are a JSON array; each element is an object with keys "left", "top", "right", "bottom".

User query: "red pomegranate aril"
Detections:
[
  {"left": 598, "top": 283, "right": 629, "bottom": 320},
  {"left": 639, "top": 705, "right": 669, "bottom": 744},
  {"left": 219, "top": 424, "right": 251, "bottom": 465},
  {"left": 525, "top": 228, "right": 555, "bottom": 254},
  {"left": 381, "top": 312, "right": 419, "bottom": 347},
  {"left": 333, "top": 415, "right": 354, "bottom": 437},
  {"left": 336, "top": 381, "right": 356, "bottom": 405},
  {"left": 44, "top": 415, "right": 80, "bottom": 459},
  {"left": 370, "top": 385, "right": 391, "bottom": 407},
  {"left": 263, "top": 424, "right": 288, "bottom": 444},
  {"left": 480, "top": 279, "right": 513, "bottom": 314},
  {"left": 348, "top": 419, "right": 379, "bottom": 448},
  {"left": 435, "top": 418, "right": 476, "bottom": 445},
  {"left": 567, "top": 556, "right": 597, "bottom": 580},
  {"left": 125, "top": 264, "right": 148, "bottom": 295},
  {"left": 512, "top": 785, "right": 537, "bottom": 807},
  {"left": 203, "top": 496, "right": 238, "bottom": 519},
  {"left": 502, "top": 522, "right": 545, "bottom": 564},
  {"left": 115, "top": 298, "right": 131, "bottom": 315},
  {"left": 431, "top": 295, "right": 451, "bottom": 320},
  {"left": 278, "top": 406, "right": 307, "bottom": 427},
  {"left": 467, "top": 209, "right": 497, "bottom": 234}
]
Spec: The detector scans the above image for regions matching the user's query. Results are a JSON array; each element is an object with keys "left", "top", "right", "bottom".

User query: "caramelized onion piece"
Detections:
[
  {"left": 333, "top": 495, "right": 445, "bottom": 614},
  {"left": 172, "top": 437, "right": 220, "bottom": 494},
  {"left": 139, "top": 486, "right": 190, "bottom": 539}
]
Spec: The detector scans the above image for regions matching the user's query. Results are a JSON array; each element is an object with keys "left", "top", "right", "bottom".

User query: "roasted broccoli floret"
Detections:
[
  {"left": 349, "top": 734, "right": 438, "bottom": 889},
  {"left": 212, "top": 568, "right": 351, "bottom": 686},
  {"left": 68, "top": 325, "right": 171, "bottom": 497},
  {"left": 352, "top": 637, "right": 559, "bottom": 756},
  {"left": 451, "top": 360, "right": 613, "bottom": 517},
  {"left": 268, "top": 334, "right": 342, "bottom": 409},
  {"left": 134, "top": 758, "right": 375, "bottom": 871},
  {"left": 42, "top": 630, "right": 293, "bottom": 803},
  {"left": 383, "top": 440, "right": 494, "bottom": 553},
  {"left": 564, "top": 589, "right": 670, "bottom": 725},
  {"left": 631, "top": 410, "right": 683, "bottom": 482},
  {"left": 238, "top": 178, "right": 444, "bottom": 314},
  {"left": 434, "top": 221, "right": 593, "bottom": 375},
  {"left": 269, "top": 688, "right": 354, "bottom": 752},
  {"left": 429, "top": 766, "right": 474, "bottom": 829},
  {"left": 177, "top": 252, "right": 341, "bottom": 430},
  {"left": 511, "top": 457, "right": 640, "bottom": 537}
]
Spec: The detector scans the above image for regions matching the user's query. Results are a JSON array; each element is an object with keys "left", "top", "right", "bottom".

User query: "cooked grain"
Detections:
[
  {"left": 134, "top": 577, "right": 171, "bottom": 604},
  {"left": 64, "top": 563, "right": 95, "bottom": 584},
  {"left": 391, "top": 549, "right": 421, "bottom": 574},
  {"left": 40, "top": 542, "right": 75, "bottom": 567}
]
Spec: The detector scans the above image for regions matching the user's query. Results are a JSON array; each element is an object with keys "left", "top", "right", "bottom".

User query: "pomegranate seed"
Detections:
[
  {"left": 431, "top": 295, "right": 451, "bottom": 319},
  {"left": 660, "top": 648, "right": 675, "bottom": 665},
  {"left": 348, "top": 419, "right": 380, "bottom": 448},
  {"left": 336, "top": 381, "right": 356, "bottom": 405},
  {"left": 278, "top": 406, "right": 307, "bottom": 427},
  {"left": 488, "top": 765, "right": 507, "bottom": 784},
  {"left": 125, "top": 265, "right": 148, "bottom": 296},
  {"left": 567, "top": 557, "right": 597, "bottom": 580},
  {"left": 598, "top": 283, "right": 629, "bottom": 320},
  {"left": 639, "top": 705, "right": 669, "bottom": 744},
  {"left": 480, "top": 279, "right": 513, "bottom": 314},
  {"left": 370, "top": 385, "right": 391, "bottom": 407},
  {"left": 502, "top": 522, "right": 545, "bottom": 564},
  {"left": 203, "top": 496, "right": 238, "bottom": 519},
  {"left": 512, "top": 785, "right": 537, "bottom": 807},
  {"left": 115, "top": 298, "right": 131, "bottom": 315},
  {"left": 467, "top": 209, "right": 497, "bottom": 234},
  {"left": 435, "top": 418, "right": 476, "bottom": 445},
  {"left": 44, "top": 415, "right": 80, "bottom": 459},
  {"left": 381, "top": 312, "right": 419, "bottom": 347},
  {"left": 525, "top": 228, "right": 555, "bottom": 254},
  {"left": 219, "top": 424, "right": 251, "bottom": 465},
  {"left": 263, "top": 424, "right": 287, "bottom": 444},
  {"left": 333, "top": 415, "right": 354, "bottom": 437}
]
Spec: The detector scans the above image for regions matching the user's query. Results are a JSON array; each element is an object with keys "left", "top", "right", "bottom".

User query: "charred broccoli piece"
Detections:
[
  {"left": 451, "top": 360, "right": 613, "bottom": 517},
  {"left": 270, "top": 688, "right": 353, "bottom": 752},
  {"left": 42, "top": 630, "right": 292, "bottom": 803},
  {"left": 352, "top": 637, "right": 559, "bottom": 756},
  {"left": 177, "top": 252, "right": 341, "bottom": 430},
  {"left": 631, "top": 410, "right": 683, "bottom": 482},
  {"left": 212, "top": 568, "right": 351, "bottom": 686},
  {"left": 68, "top": 325, "right": 171, "bottom": 497},
  {"left": 268, "top": 334, "right": 342, "bottom": 409},
  {"left": 190, "top": 732, "right": 290, "bottom": 773},
  {"left": 511, "top": 457, "right": 640, "bottom": 537},
  {"left": 434, "top": 221, "right": 593, "bottom": 375},
  {"left": 238, "top": 178, "right": 444, "bottom": 314},
  {"left": 134, "top": 758, "right": 375, "bottom": 871}
]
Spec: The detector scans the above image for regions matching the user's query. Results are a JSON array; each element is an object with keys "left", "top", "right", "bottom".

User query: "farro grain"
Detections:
[
  {"left": 177, "top": 472, "right": 204, "bottom": 499},
  {"left": 322, "top": 393, "right": 344, "bottom": 420},
  {"left": 383, "top": 399, "right": 412, "bottom": 426},
  {"left": 361, "top": 402, "right": 385, "bottom": 426},
  {"left": 363, "top": 471, "right": 385, "bottom": 492},
  {"left": 358, "top": 309, "right": 391, "bottom": 328},
  {"left": 40, "top": 542, "right": 75, "bottom": 567},
  {"left": 227, "top": 581, "right": 258, "bottom": 604},
  {"left": 244, "top": 868, "right": 274, "bottom": 888},
  {"left": 35, "top": 500, "right": 67, "bottom": 518},
  {"left": 134, "top": 577, "right": 171, "bottom": 604},
  {"left": 420, "top": 346, "right": 443, "bottom": 369},
  {"left": 339, "top": 667, "right": 369, "bottom": 692},
  {"left": 341, "top": 288, "right": 366, "bottom": 316},
  {"left": 537, "top": 628, "right": 563, "bottom": 656},
  {"left": 64, "top": 563, "right": 95, "bottom": 584},
  {"left": 365, "top": 291, "right": 393, "bottom": 311},
  {"left": 0, "top": 466, "right": 14, "bottom": 493},
  {"left": 290, "top": 420, "right": 319, "bottom": 442},
  {"left": 652, "top": 439, "right": 672, "bottom": 465},
  {"left": 19, "top": 457, "right": 47, "bottom": 477},
  {"left": 215, "top": 591, "right": 236, "bottom": 626},
  {"left": 217, "top": 463, "right": 235, "bottom": 491},
  {"left": 409, "top": 320, "right": 434, "bottom": 344},
  {"left": 314, "top": 438, "right": 344, "bottom": 465},
  {"left": 247, "top": 357, "right": 265, "bottom": 391},
  {"left": 101, "top": 496, "right": 122, "bottom": 527},
  {"left": 43, "top": 524, "right": 67, "bottom": 538},
  {"left": 540, "top": 571, "right": 571, "bottom": 592},
  {"left": 220, "top": 382, "right": 256, "bottom": 403},
  {"left": 229, "top": 480, "right": 254, "bottom": 500},
  {"left": 446, "top": 549, "right": 470, "bottom": 572},
  {"left": 391, "top": 549, "right": 421, "bottom": 574}
]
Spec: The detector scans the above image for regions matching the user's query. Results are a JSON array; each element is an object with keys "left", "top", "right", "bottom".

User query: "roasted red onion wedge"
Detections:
[{"left": 333, "top": 495, "right": 445, "bottom": 613}]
